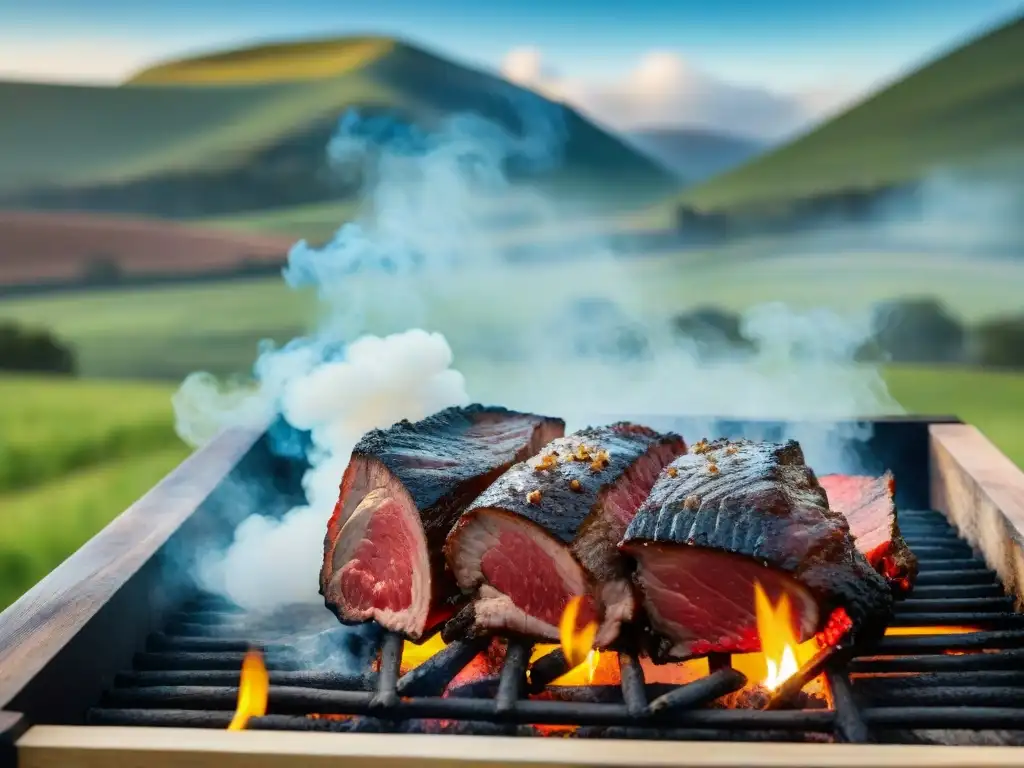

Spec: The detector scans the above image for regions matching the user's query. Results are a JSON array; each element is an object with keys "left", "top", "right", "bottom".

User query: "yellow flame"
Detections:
[
  {"left": 559, "top": 595, "right": 598, "bottom": 671},
  {"left": 585, "top": 648, "right": 600, "bottom": 681},
  {"left": 401, "top": 633, "right": 448, "bottom": 673},
  {"left": 754, "top": 581, "right": 805, "bottom": 692},
  {"left": 227, "top": 649, "right": 269, "bottom": 731}
]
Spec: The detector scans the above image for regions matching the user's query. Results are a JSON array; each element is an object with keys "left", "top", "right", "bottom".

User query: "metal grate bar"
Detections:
[
  {"left": 495, "top": 641, "right": 530, "bottom": 713},
  {"left": 114, "top": 669, "right": 376, "bottom": 690},
  {"left": 617, "top": 652, "right": 648, "bottom": 715},
  {"left": 371, "top": 633, "right": 402, "bottom": 709},
  {"left": 824, "top": 668, "right": 868, "bottom": 743},
  {"left": 83, "top": 509, "right": 1024, "bottom": 744},
  {"left": 396, "top": 638, "right": 486, "bottom": 698}
]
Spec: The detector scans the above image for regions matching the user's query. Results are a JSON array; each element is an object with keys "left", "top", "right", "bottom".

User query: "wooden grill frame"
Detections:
[{"left": 2, "top": 417, "right": 1023, "bottom": 768}]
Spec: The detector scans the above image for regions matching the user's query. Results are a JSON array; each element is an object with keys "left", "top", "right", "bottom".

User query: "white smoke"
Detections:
[
  {"left": 173, "top": 90, "right": 902, "bottom": 615},
  {"left": 184, "top": 330, "right": 469, "bottom": 612}
]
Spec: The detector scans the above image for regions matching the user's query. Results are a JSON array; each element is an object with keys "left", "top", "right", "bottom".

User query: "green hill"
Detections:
[
  {"left": 669, "top": 12, "right": 1024, "bottom": 213},
  {"left": 0, "top": 37, "right": 676, "bottom": 219}
]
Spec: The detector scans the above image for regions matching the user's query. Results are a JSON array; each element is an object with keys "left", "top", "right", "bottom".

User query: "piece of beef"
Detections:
[
  {"left": 443, "top": 423, "right": 687, "bottom": 647},
  {"left": 620, "top": 438, "right": 892, "bottom": 661},
  {"left": 819, "top": 472, "right": 918, "bottom": 596},
  {"left": 320, "top": 405, "right": 565, "bottom": 641}
]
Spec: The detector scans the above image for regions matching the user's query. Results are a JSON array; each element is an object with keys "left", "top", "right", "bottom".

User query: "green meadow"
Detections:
[{"left": 3, "top": 249, "right": 1023, "bottom": 381}]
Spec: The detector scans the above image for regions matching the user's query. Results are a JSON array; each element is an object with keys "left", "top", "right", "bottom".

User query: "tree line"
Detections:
[
  {"left": 669, "top": 298, "right": 1024, "bottom": 369},
  {"left": 0, "top": 295, "right": 1021, "bottom": 377}
]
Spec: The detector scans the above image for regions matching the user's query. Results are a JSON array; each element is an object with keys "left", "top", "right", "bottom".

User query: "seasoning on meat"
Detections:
[
  {"left": 319, "top": 405, "right": 565, "bottom": 641},
  {"left": 443, "top": 423, "right": 687, "bottom": 648}
]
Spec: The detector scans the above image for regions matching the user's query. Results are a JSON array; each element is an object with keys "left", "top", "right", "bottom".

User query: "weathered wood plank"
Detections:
[
  {"left": 930, "top": 423, "right": 1024, "bottom": 610},
  {"left": 16, "top": 727, "right": 1024, "bottom": 768}
]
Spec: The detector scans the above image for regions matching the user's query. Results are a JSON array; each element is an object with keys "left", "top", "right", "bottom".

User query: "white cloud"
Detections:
[
  {"left": 0, "top": 38, "right": 157, "bottom": 84},
  {"left": 501, "top": 47, "right": 858, "bottom": 142}
]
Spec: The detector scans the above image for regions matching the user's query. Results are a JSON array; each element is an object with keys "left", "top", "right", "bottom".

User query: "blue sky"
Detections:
[{"left": 1, "top": 0, "right": 1020, "bottom": 138}]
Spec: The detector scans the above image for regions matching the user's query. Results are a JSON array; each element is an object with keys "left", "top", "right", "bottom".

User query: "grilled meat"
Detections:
[
  {"left": 819, "top": 472, "right": 918, "bottom": 596},
  {"left": 443, "top": 423, "right": 686, "bottom": 647},
  {"left": 620, "top": 438, "right": 893, "bottom": 660},
  {"left": 320, "top": 405, "right": 565, "bottom": 641}
]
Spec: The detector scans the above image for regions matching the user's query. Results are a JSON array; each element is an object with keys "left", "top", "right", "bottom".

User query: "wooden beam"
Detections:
[
  {"left": 929, "top": 423, "right": 1024, "bottom": 609},
  {"left": 16, "top": 726, "right": 1024, "bottom": 768},
  {"left": 0, "top": 426, "right": 265, "bottom": 713}
]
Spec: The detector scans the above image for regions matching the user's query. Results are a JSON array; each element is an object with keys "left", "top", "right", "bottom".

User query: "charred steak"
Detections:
[
  {"left": 443, "top": 423, "right": 686, "bottom": 647},
  {"left": 819, "top": 472, "right": 918, "bottom": 596},
  {"left": 320, "top": 405, "right": 565, "bottom": 641},
  {"left": 620, "top": 438, "right": 892, "bottom": 660}
]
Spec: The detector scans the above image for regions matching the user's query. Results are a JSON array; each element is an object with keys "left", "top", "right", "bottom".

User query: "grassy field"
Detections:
[
  {"left": 0, "top": 376, "right": 188, "bottom": 610},
  {"left": 0, "top": 376, "right": 185, "bottom": 492},
  {"left": 2, "top": 249, "right": 1023, "bottom": 381},
  {"left": 658, "top": 12, "right": 1024, "bottom": 213},
  {"left": 0, "top": 446, "right": 192, "bottom": 610},
  {"left": 196, "top": 189, "right": 652, "bottom": 244},
  {"left": 884, "top": 365, "right": 1024, "bottom": 467},
  {"left": 0, "top": 364, "right": 1021, "bottom": 613}
]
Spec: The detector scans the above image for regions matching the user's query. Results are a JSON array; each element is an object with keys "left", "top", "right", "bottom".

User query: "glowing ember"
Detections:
[
  {"left": 228, "top": 649, "right": 268, "bottom": 731},
  {"left": 885, "top": 626, "right": 978, "bottom": 636},
  {"left": 753, "top": 581, "right": 817, "bottom": 692}
]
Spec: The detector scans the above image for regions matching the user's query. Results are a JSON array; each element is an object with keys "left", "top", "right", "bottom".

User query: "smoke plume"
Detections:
[{"left": 173, "top": 87, "right": 900, "bottom": 622}]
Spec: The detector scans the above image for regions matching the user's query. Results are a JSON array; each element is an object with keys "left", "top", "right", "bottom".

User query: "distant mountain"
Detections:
[
  {"left": 624, "top": 127, "right": 766, "bottom": 183},
  {"left": 667, "top": 12, "right": 1024, "bottom": 212},
  {"left": 0, "top": 36, "right": 678, "bottom": 220}
]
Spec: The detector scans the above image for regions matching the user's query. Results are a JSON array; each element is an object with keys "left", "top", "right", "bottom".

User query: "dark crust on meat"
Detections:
[
  {"left": 322, "top": 404, "right": 565, "bottom": 633},
  {"left": 621, "top": 438, "right": 893, "bottom": 651},
  {"left": 446, "top": 422, "right": 686, "bottom": 583},
  {"left": 821, "top": 471, "right": 919, "bottom": 597}
]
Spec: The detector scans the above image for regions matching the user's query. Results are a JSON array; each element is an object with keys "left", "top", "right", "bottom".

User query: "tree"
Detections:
[
  {"left": 81, "top": 255, "right": 123, "bottom": 285},
  {"left": 670, "top": 307, "right": 755, "bottom": 360},
  {"left": 869, "top": 297, "right": 965, "bottom": 364},
  {"left": 972, "top": 316, "right": 1024, "bottom": 369},
  {"left": 0, "top": 322, "right": 77, "bottom": 375}
]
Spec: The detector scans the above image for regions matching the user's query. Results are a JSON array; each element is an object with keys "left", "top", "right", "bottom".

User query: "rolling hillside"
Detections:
[
  {"left": 625, "top": 127, "right": 766, "bottom": 183},
  {"left": 669, "top": 12, "right": 1024, "bottom": 212},
  {"left": 0, "top": 37, "right": 676, "bottom": 219}
]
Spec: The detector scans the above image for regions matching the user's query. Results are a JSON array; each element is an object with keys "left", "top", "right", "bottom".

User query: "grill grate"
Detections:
[{"left": 87, "top": 509, "right": 1024, "bottom": 744}]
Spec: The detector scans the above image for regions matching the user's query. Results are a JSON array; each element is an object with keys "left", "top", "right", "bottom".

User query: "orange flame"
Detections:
[
  {"left": 753, "top": 581, "right": 817, "bottom": 692},
  {"left": 558, "top": 595, "right": 599, "bottom": 683},
  {"left": 227, "top": 649, "right": 269, "bottom": 731}
]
